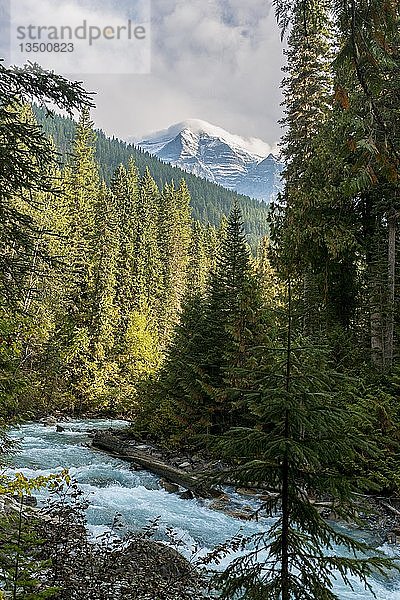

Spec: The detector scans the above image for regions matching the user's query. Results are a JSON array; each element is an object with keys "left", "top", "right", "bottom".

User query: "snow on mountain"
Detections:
[{"left": 130, "top": 119, "right": 283, "bottom": 203}]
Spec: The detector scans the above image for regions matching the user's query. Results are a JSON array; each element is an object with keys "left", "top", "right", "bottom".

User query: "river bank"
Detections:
[
  {"left": 90, "top": 426, "right": 400, "bottom": 545},
  {"left": 8, "top": 418, "right": 399, "bottom": 599}
]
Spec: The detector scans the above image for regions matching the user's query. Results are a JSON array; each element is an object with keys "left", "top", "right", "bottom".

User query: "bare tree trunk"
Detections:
[
  {"left": 281, "top": 279, "right": 292, "bottom": 600},
  {"left": 303, "top": 270, "right": 319, "bottom": 336},
  {"left": 385, "top": 212, "right": 397, "bottom": 370},
  {"left": 370, "top": 258, "right": 384, "bottom": 369}
]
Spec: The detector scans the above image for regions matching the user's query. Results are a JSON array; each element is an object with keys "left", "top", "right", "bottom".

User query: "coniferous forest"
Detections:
[{"left": 1, "top": 0, "right": 400, "bottom": 599}]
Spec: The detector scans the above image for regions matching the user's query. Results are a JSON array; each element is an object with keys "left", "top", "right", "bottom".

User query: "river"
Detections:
[{"left": 7, "top": 419, "right": 400, "bottom": 599}]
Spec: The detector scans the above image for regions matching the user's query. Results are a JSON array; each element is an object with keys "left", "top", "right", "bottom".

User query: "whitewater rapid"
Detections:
[{"left": 7, "top": 420, "right": 400, "bottom": 599}]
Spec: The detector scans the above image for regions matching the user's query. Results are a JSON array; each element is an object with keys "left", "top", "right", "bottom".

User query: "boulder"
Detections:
[
  {"left": 160, "top": 479, "right": 180, "bottom": 494},
  {"left": 40, "top": 416, "right": 57, "bottom": 426},
  {"left": 226, "top": 508, "right": 255, "bottom": 521},
  {"left": 209, "top": 498, "right": 230, "bottom": 512},
  {"left": 179, "top": 490, "right": 194, "bottom": 500},
  {"left": 236, "top": 487, "right": 258, "bottom": 496}
]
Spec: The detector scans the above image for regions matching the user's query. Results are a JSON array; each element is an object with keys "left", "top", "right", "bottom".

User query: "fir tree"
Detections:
[
  {"left": 0, "top": 62, "right": 92, "bottom": 305},
  {"left": 134, "top": 168, "right": 162, "bottom": 315},
  {"left": 186, "top": 221, "right": 210, "bottom": 294},
  {"left": 139, "top": 205, "right": 268, "bottom": 443},
  {"left": 203, "top": 204, "right": 266, "bottom": 431},
  {"left": 51, "top": 109, "right": 101, "bottom": 412}
]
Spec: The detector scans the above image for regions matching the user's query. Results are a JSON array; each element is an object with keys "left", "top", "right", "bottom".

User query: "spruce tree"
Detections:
[
  {"left": 50, "top": 109, "right": 101, "bottom": 412},
  {"left": 134, "top": 168, "right": 162, "bottom": 315},
  {"left": 134, "top": 291, "right": 209, "bottom": 442},
  {"left": 139, "top": 205, "right": 269, "bottom": 443},
  {"left": 332, "top": 0, "right": 400, "bottom": 369},
  {"left": 186, "top": 221, "right": 210, "bottom": 294},
  {"left": 0, "top": 62, "right": 92, "bottom": 305},
  {"left": 214, "top": 282, "right": 397, "bottom": 600},
  {"left": 157, "top": 180, "right": 191, "bottom": 345},
  {"left": 270, "top": 0, "right": 338, "bottom": 332},
  {"left": 111, "top": 159, "right": 139, "bottom": 340},
  {"left": 272, "top": 0, "right": 400, "bottom": 366},
  {"left": 203, "top": 204, "right": 267, "bottom": 431}
]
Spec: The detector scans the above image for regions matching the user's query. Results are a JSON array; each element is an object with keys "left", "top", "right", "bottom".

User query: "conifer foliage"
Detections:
[
  {"left": 3, "top": 43, "right": 400, "bottom": 600},
  {"left": 213, "top": 282, "right": 395, "bottom": 599},
  {"left": 2, "top": 98, "right": 223, "bottom": 416},
  {"left": 134, "top": 204, "right": 270, "bottom": 443}
]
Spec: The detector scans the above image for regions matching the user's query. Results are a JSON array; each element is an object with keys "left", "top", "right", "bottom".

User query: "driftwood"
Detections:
[
  {"left": 381, "top": 501, "right": 400, "bottom": 518},
  {"left": 92, "top": 432, "right": 222, "bottom": 499}
]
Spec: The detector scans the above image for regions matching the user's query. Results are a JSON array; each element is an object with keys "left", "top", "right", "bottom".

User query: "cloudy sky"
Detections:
[{"left": 3, "top": 0, "right": 285, "bottom": 149}]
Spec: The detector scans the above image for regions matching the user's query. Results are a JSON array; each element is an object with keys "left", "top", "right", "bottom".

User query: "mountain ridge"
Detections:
[
  {"left": 33, "top": 106, "right": 270, "bottom": 251},
  {"left": 133, "top": 120, "right": 283, "bottom": 203}
]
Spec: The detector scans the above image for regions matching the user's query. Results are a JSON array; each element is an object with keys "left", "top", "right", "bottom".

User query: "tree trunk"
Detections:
[
  {"left": 385, "top": 212, "right": 396, "bottom": 370},
  {"left": 281, "top": 279, "right": 292, "bottom": 600},
  {"left": 370, "top": 259, "right": 384, "bottom": 369},
  {"left": 92, "top": 432, "right": 222, "bottom": 499},
  {"left": 303, "top": 270, "right": 319, "bottom": 335}
]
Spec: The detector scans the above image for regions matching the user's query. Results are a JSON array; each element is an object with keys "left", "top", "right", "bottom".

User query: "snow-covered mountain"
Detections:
[{"left": 131, "top": 119, "right": 283, "bottom": 203}]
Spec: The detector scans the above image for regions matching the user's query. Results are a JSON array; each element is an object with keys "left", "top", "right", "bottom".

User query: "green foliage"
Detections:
[
  {"left": 0, "top": 62, "right": 92, "bottom": 306},
  {"left": 0, "top": 471, "right": 69, "bottom": 600},
  {"left": 134, "top": 205, "right": 273, "bottom": 444},
  {"left": 0, "top": 62, "right": 92, "bottom": 420},
  {"left": 11, "top": 104, "right": 229, "bottom": 417},
  {"left": 33, "top": 105, "right": 269, "bottom": 251},
  {"left": 271, "top": 0, "right": 400, "bottom": 364},
  {"left": 212, "top": 285, "right": 398, "bottom": 599}
]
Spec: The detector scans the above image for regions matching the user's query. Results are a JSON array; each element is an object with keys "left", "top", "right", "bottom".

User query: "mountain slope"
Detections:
[
  {"left": 34, "top": 108, "right": 270, "bottom": 250},
  {"left": 134, "top": 119, "right": 283, "bottom": 203}
]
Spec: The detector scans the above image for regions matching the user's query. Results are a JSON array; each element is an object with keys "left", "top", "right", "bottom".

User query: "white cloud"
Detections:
[
  {"left": 4, "top": 0, "right": 285, "bottom": 147},
  {"left": 141, "top": 0, "right": 284, "bottom": 144},
  {"left": 9, "top": 0, "right": 150, "bottom": 74}
]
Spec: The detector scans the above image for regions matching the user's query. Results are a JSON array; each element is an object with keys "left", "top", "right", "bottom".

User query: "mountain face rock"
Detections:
[{"left": 132, "top": 120, "right": 283, "bottom": 203}]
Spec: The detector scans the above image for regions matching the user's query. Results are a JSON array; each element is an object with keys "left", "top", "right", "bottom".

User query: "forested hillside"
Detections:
[
  {"left": 133, "top": 0, "right": 400, "bottom": 597},
  {"left": 1, "top": 0, "right": 400, "bottom": 597},
  {"left": 33, "top": 106, "right": 269, "bottom": 249}
]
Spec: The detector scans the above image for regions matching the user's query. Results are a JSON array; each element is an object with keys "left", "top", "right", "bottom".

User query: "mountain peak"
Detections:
[
  {"left": 135, "top": 119, "right": 274, "bottom": 159},
  {"left": 131, "top": 120, "right": 283, "bottom": 203}
]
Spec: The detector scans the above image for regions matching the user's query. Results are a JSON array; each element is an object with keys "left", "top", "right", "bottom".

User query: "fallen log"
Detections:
[
  {"left": 92, "top": 432, "right": 222, "bottom": 499},
  {"left": 380, "top": 501, "right": 400, "bottom": 518}
]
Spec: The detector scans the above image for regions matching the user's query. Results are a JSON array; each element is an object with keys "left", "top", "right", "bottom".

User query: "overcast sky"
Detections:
[{"left": 3, "top": 0, "right": 285, "bottom": 149}]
